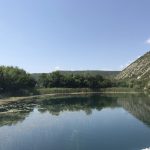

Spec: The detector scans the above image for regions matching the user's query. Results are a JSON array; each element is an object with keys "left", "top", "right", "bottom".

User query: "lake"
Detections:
[{"left": 0, "top": 93, "right": 150, "bottom": 150}]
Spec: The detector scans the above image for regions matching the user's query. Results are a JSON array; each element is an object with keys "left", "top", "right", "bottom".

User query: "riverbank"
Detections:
[
  {"left": 0, "top": 87, "right": 143, "bottom": 105},
  {"left": 37, "top": 87, "right": 143, "bottom": 94}
]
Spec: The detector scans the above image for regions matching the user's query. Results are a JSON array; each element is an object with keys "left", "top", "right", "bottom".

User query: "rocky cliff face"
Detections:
[{"left": 116, "top": 51, "right": 150, "bottom": 89}]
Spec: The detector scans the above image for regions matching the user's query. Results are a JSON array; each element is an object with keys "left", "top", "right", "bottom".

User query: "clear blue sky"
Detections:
[{"left": 0, "top": 0, "right": 150, "bottom": 73}]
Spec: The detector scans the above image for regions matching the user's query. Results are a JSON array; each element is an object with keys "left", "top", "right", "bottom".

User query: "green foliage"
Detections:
[
  {"left": 38, "top": 71, "right": 114, "bottom": 89},
  {"left": 32, "top": 70, "right": 120, "bottom": 81},
  {"left": 0, "top": 66, "right": 36, "bottom": 93},
  {"left": 38, "top": 73, "right": 50, "bottom": 88},
  {"left": 59, "top": 70, "right": 120, "bottom": 78}
]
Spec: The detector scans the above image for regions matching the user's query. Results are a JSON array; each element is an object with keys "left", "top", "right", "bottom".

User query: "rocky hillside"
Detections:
[{"left": 116, "top": 51, "right": 150, "bottom": 89}]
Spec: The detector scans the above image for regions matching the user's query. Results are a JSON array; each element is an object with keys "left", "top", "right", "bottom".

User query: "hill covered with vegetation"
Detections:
[
  {"left": 59, "top": 70, "right": 120, "bottom": 78},
  {"left": 2, "top": 51, "right": 150, "bottom": 96},
  {"left": 32, "top": 70, "right": 120, "bottom": 81}
]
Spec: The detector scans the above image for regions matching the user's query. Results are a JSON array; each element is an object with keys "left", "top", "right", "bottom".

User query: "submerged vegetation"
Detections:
[{"left": 0, "top": 93, "right": 150, "bottom": 126}]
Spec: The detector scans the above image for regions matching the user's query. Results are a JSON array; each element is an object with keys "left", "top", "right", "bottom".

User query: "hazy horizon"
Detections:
[{"left": 0, "top": 0, "right": 150, "bottom": 73}]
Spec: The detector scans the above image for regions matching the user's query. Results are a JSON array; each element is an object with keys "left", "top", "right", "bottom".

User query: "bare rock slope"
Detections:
[
  {"left": 116, "top": 51, "right": 150, "bottom": 88},
  {"left": 116, "top": 51, "right": 150, "bottom": 90}
]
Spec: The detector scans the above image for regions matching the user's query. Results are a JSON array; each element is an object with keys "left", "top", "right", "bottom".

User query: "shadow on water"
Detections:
[{"left": 0, "top": 93, "right": 150, "bottom": 127}]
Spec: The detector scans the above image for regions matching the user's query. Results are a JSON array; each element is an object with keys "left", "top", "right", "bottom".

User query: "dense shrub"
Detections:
[
  {"left": 38, "top": 71, "right": 114, "bottom": 89},
  {"left": 0, "top": 66, "right": 36, "bottom": 93}
]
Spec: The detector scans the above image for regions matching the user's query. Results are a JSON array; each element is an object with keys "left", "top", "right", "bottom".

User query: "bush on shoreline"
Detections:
[{"left": 0, "top": 66, "right": 36, "bottom": 93}]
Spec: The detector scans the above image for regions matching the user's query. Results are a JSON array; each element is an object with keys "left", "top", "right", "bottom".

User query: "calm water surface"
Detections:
[{"left": 0, "top": 94, "right": 150, "bottom": 150}]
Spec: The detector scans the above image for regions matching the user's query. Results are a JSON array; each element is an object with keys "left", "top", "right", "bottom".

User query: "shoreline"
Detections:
[{"left": 0, "top": 89, "right": 143, "bottom": 105}]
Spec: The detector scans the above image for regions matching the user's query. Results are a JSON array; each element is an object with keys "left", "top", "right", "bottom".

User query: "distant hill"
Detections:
[
  {"left": 116, "top": 51, "right": 150, "bottom": 89},
  {"left": 59, "top": 70, "right": 120, "bottom": 78},
  {"left": 32, "top": 70, "right": 120, "bottom": 81}
]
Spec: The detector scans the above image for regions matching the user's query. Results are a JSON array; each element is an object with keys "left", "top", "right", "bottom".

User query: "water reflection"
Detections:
[
  {"left": 0, "top": 94, "right": 150, "bottom": 127},
  {"left": 117, "top": 95, "right": 150, "bottom": 126},
  {"left": 37, "top": 95, "right": 117, "bottom": 115},
  {"left": 0, "top": 111, "right": 29, "bottom": 127}
]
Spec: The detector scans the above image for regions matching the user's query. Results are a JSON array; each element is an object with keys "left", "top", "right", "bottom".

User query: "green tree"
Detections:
[{"left": 0, "top": 66, "right": 36, "bottom": 92}]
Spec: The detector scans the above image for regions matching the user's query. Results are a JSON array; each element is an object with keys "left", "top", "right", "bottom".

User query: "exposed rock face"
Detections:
[
  {"left": 116, "top": 51, "right": 150, "bottom": 88},
  {"left": 116, "top": 51, "right": 150, "bottom": 80}
]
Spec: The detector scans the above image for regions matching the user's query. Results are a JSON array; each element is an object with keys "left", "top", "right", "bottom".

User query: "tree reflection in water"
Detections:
[{"left": 0, "top": 93, "right": 150, "bottom": 127}]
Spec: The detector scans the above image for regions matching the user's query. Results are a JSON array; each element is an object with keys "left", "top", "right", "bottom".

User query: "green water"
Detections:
[{"left": 0, "top": 94, "right": 150, "bottom": 150}]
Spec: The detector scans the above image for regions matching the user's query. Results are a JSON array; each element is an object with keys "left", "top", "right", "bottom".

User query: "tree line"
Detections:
[
  {"left": 0, "top": 66, "right": 118, "bottom": 94},
  {"left": 38, "top": 71, "right": 114, "bottom": 89}
]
